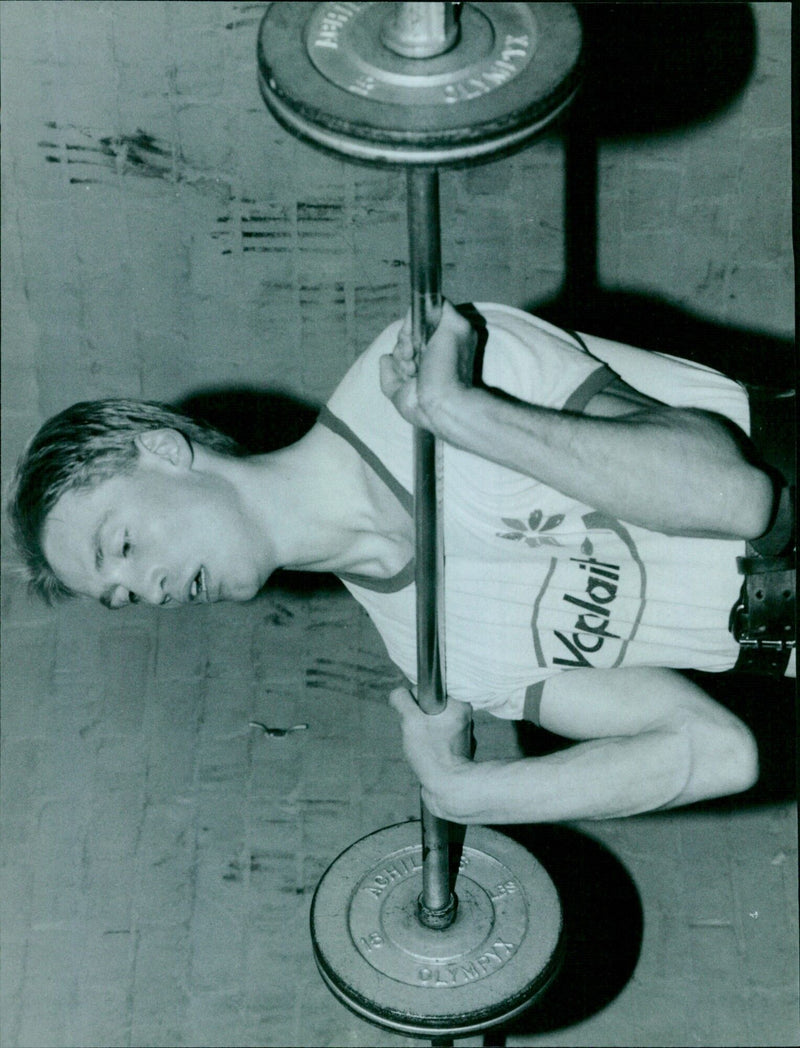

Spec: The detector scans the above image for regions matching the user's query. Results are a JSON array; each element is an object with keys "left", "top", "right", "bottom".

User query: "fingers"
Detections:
[
  {"left": 391, "top": 300, "right": 470, "bottom": 382},
  {"left": 397, "top": 301, "right": 467, "bottom": 353},
  {"left": 389, "top": 688, "right": 473, "bottom": 733},
  {"left": 388, "top": 686, "right": 416, "bottom": 716},
  {"left": 438, "top": 299, "right": 462, "bottom": 327},
  {"left": 379, "top": 354, "right": 402, "bottom": 399},
  {"left": 439, "top": 300, "right": 474, "bottom": 337},
  {"left": 380, "top": 350, "right": 422, "bottom": 428},
  {"left": 382, "top": 298, "right": 477, "bottom": 434},
  {"left": 395, "top": 311, "right": 415, "bottom": 364}
]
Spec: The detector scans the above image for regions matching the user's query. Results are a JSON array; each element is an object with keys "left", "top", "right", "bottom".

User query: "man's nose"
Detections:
[{"left": 129, "top": 564, "right": 170, "bottom": 606}]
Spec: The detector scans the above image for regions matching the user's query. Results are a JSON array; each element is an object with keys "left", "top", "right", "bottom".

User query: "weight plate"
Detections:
[
  {"left": 257, "top": 2, "right": 583, "bottom": 166},
  {"left": 310, "top": 822, "right": 563, "bottom": 1036}
]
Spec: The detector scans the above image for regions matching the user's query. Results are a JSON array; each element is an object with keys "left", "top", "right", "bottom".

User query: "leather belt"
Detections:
[{"left": 730, "top": 484, "right": 795, "bottom": 676}]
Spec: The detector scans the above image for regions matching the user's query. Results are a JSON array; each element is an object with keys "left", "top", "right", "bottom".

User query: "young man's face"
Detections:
[{"left": 42, "top": 432, "right": 267, "bottom": 608}]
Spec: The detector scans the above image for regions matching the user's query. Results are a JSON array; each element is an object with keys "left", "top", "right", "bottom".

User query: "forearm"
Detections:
[
  {"left": 390, "top": 670, "right": 759, "bottom": 825},
  {"left": 425, "top": 729, "right": 695, "bottom": 825},
  {"left": 429, "top": 386, "right": 773, "bottom": 539}
]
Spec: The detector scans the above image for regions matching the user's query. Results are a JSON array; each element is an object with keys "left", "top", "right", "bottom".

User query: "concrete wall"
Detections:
[
  {"left": 1, "top": 1, "right": 794, "bottom": 566},
  {"left": 1, "top": 6, "right": 797, "bottom": 1047}
]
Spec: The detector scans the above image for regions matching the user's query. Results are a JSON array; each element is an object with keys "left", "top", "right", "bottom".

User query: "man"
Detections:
[{"left": 8, "top": 302, "right": 795, "bottom": 825}]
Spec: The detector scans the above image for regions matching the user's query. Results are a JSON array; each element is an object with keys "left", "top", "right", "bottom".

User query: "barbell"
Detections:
[
  {"left": 258, "top": 1, "right": 582, "bottom": 166},
  {"left": 257, "top": 2, "right": 582, "bottom": 1039}
]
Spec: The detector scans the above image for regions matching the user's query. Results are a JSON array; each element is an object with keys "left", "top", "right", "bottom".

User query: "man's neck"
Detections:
[{"left": 244, "top": 424, "right": 413, "bottom": 580}]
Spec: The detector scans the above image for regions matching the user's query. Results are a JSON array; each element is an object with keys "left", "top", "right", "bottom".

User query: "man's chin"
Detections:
[{"left": 221, "top": 581, "right": 262, "bottom": 603}]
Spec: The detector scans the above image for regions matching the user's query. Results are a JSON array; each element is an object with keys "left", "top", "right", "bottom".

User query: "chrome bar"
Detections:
[
  {"left": 407, "top": 166, "right": 445, "bottom": 717},
  {"left": 406, "top": 166, "right": 456, "bottom": 925}
]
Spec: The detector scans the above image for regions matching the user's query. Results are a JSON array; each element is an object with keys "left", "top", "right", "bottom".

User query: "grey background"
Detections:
[{"left": 1, "top": 3, "right": 796, "bottom": 1046}]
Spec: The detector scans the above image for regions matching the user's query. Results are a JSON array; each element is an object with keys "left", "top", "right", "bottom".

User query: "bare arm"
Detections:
[
  {"left": 380, "top": 302, "right": 774, "bottom": 539},
  {"left": 389, "top": 668, "right": 759, "bottom": 824}
]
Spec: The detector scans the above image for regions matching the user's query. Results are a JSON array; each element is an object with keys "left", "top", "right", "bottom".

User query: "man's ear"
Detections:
[{"left": 135, "top": 429, "right": 194, "bottom": 469}]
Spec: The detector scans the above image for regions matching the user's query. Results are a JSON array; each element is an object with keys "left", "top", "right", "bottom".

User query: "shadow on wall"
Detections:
[
  {"left": 177, "top": 387, "right": 320, "bottom": 454},
  {"left": 684, "top": 671, "right": 798, "bottom": 810},
  {"left": 537, "top": 289, "right": 796, "bottom": 390},
  {"left": 542, "top": 3, "right": 794, "bottom": 386},
  {"left": 488, "top": 823, "right": 643, "bottom": 1042},
  {"left": 574, "top": 1, "right": 757, "bottom": 139},
  {"left": 561, "top": 1, "right": 756, "bottom": 306}
]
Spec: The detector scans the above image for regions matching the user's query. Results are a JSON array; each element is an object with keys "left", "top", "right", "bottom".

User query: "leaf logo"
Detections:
[{"left": 497, "top": 511, "right": 565, "bottom": 547}]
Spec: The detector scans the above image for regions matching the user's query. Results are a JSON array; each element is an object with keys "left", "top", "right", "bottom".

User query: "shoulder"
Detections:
[
  {"left": 471, "top": 303, "right": 615, "bottom": 410},
  {"left": 326, "top": 318, "right": 403, "bottom": 412},
  {"left": 322, "top": 318, "right": 415, "bottom": 492},
  {"left": 575, "top": 331, "right": 750, "bottom": 431}
]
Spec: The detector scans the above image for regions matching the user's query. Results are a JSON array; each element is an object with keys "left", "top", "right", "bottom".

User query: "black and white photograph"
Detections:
[{"left": 1, "top": 3, "right": 796, "bottom": 1046}]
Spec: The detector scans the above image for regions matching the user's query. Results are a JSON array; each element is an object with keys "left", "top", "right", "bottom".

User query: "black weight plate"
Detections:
[
  {"left": 310, "top": 822, "right": 564, "bottom": 1037},
  {"left": 258, "top": 2, "right": 582, "bottom": 166}
]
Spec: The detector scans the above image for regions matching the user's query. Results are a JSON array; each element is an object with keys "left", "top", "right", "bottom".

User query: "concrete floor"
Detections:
[{"left": 1, "top": 568, "right": 797, "bottom": 1047}]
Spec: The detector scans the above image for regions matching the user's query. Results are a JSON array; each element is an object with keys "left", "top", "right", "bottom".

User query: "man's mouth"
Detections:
[{"left": 189, "top": 566, "right": 208, "bottom": 602}]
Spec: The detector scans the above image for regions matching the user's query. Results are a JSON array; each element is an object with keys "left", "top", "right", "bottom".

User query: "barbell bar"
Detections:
[{"left": 258, "top": 2, "right": 582, "bottom": 1037}]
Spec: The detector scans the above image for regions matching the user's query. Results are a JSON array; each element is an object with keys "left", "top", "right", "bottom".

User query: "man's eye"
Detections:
[{"left": 121, "top": 536, "right": 131, "bottom": 557}]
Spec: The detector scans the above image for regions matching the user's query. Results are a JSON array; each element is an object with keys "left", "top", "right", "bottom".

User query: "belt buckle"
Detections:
[
  {"left": 730, "top": 587, "right": 795, "bottom": 651},
  {"left": 738, "top": 636, "right": 794, "bottom": 652},
  {"left": 729, "top": 593, "right": 748, "bottom": 643}
]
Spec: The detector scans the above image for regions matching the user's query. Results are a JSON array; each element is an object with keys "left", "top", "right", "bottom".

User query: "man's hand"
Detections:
[
  {"left": 384, "top": 299, "right": 773, "bottom": 539},
  {"left": 388, "top": 687, "right": 474, "bottom": 817},
  {"left": 380, "top": 300, "right": 479, "bottom": 441},
  {"left": 389, "top": 668, "right": 759, "bottom": 826}
]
